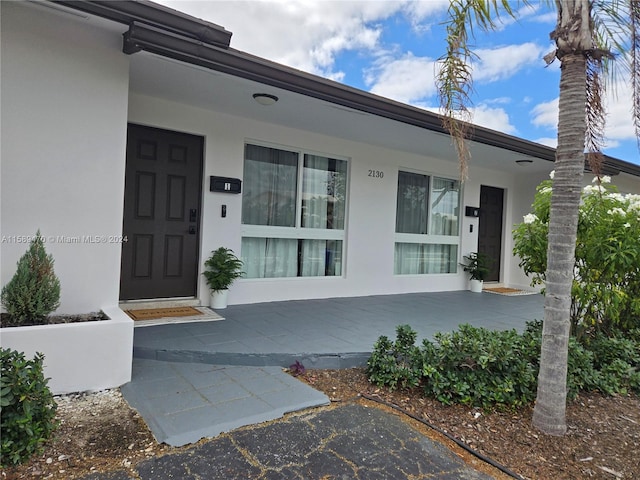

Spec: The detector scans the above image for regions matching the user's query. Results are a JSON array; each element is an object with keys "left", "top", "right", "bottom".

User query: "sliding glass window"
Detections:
[
  {"left": 394, "top": 171, "right": 460, "bottom": 274},
  {"left": 242, "top": 144, "right": 347, "bottom": 278}
]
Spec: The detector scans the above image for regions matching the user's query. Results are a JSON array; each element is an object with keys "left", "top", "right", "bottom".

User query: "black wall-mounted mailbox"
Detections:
[
  {"left": 465, "top": 206, "right": 480, "bottom": 217},
  {"left": 210, "top": 176, "right": 242, "bottom": 194}
]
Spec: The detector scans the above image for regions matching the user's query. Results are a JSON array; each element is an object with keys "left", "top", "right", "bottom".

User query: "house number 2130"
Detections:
[{"left": 368, "top": 170, "right": 384, "bottom": 179}]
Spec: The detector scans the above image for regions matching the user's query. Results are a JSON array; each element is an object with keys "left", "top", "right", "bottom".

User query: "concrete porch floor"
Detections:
[{"left": 123, "top": 291, "right": 544, "bottom": 447}]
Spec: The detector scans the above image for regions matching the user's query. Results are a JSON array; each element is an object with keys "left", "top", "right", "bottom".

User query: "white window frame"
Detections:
[
  {"left": 394, "top": 168, "right": 462, "bottom": 275},
  {"left": 241, "top": 140, "right": 349, "bottom": 278}
]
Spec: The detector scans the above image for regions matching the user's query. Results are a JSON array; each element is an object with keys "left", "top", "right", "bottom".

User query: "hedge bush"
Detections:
[
  {"left": 1, "top": 348, "right": 58, "bottom": 466},
  {"left": 367, "top": 323, "right": 640, "bottom": 409}
]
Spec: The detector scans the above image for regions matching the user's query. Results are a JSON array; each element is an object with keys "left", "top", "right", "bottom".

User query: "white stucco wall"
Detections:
[
  {"left": 1, "top": 307, "right": 133, "bottom": 394},
  {"left": 128, "top": 93, "right": 546, "bottom": 305},
  {"left": 1, "top": 3, "right": 130, "bottom": 313}
]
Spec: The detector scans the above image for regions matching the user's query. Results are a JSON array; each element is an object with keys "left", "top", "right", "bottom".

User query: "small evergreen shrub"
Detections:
[
  {"left": 1, "top": 231, "right": 61, "bottom": 325},
  {"left": 1, "top": 348, "right": 58, "bottom": 466}
]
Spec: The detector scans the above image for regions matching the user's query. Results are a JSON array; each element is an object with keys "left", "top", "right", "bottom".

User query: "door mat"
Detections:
[
  {"left": 483, "top": 287, "right": 537, "bottom": 296},
  {"left": 125, "top": 306, "right": 224, "bottom": 327}
]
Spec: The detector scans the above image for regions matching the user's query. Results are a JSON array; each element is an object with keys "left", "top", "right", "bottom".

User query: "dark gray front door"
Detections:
[
  {"left": 120, "top": 124, "right": 203, "bottom": 300},
  {"left": 478, "top": 185, "right": 504, "bottom": 282}
]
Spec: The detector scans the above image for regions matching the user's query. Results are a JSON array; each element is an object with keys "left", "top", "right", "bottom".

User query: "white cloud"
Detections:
[
  {"left": 494, "top": 3, "right": 542, "bottom": 30},
  {"left": 400, "top": 0, "right": 449, "bottom": 31},
  {"left": 531, "top": 98, "right": 558, "bottom": 128},
  {"left": 471, "top": 105, "right": 517, "bottom": 134},
  {"left": 483, "top": 97, "right": 511, "bottom": 105},
  {"left": 604, "top": 80, "right": 637, "bottom": 143},
  {"left": 530, "top": 80, "right": 637, "bottom": 149},
  {"left": 534, "top": 137, "right": 557, "bottom": 148},
  {"left": 420, "top": 104, "right": 516, "bottom": 135},
  {"left": 366, "top": 53, "right": 439, "bottom": 103},
  {"left": 367, "top": 42, "right": 545, "bottom": 105},
  {"left": 473, "top": 43, "right": 546, "bottom": 83},
  {"left": 155, "top": 0, "right": 445, "bottom": 79},
  {"left": 530, "top": 11, "right": 557, "bottom": 24}
]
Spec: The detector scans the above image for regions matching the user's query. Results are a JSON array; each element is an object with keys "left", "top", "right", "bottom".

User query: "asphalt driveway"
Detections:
[{"left": 80, "top": 403, "right": 495, "bottom": 479}]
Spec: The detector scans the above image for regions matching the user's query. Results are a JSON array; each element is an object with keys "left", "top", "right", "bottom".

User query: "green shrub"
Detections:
[
  {"left": 420, "top": 324, "right": 540, "bottom": 409},
  {"left": 580, "top": 333, "right": 640, "bottom": 395},
  {"left": 1, "top": 348, "right": 58, "bottom": 466},
  {"left": 1, "top": 231, "right": 61, "bottom": 325},
  {"left": 513, "top": 176, "right": 640, "bottom": 336},
  {"left": 367, "top": 321, "right": 640, "bottom": 410},
  {"left": 366, "top": 325, "right": 423, "bottom": 390}
]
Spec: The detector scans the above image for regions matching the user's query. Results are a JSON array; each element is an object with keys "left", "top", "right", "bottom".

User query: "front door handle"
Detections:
[{"left": 188, "top": 225, "right": 196, "bottom": 235}]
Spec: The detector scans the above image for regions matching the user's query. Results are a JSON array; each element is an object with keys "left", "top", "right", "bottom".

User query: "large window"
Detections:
[
  {"left": 241, "top": 144, "right": 347, "bottom": 278},
  {"left": 394, "top": 171, "right": 460, "bottom": 274}
]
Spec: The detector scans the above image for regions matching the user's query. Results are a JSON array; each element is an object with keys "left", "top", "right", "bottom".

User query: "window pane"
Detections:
[
  {"left": 242, "top": 144, "right": 298, "bottom": 227},
  {"left": 241, "top": 237, "right": 298, "bottom": 278},
  {"left": 300, "top": 239, "right": 342, "bottom": 276},
  {"left": 396, "top": 171, "right": 429, "bottom": 234},
  {"left": 242, "top": 237, "right": 343, "bottom": 278},
  {"left": 431, "top": 177, "right": 460, "bottom": 236},
  {"left": 394, "top": 243, "right": 458, "bottom": 274},
  {"left": 302, "top": 155, "right": 347, "bottom": 230}
]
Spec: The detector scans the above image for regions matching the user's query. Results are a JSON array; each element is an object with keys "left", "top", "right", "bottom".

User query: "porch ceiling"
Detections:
[{"left": 129, "top": 51, "right": 553, "bottom": 176}]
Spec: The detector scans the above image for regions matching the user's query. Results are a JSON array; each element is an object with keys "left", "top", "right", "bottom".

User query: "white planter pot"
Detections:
[
  {"left": 470, "top": 279, "right": 484, "bottom": 293},
  {"left": 210, "top": 289, "right": 229, "bottom": 309},
  {"left": 0, "top": 306, "right": 133, "bottom": 394}
]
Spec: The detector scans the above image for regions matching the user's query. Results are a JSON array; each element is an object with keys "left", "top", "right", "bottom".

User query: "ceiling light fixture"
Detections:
[
  {"left": 515, "top": 159, "right": 533, "bottom": 166},
  {"left": 252, "top": 93, "right": 279, "bottom": 106}
]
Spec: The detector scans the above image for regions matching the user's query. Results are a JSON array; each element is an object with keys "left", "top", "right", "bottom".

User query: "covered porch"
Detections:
[
  {"left": 133, "top": 290, "right": 544, "bottom": 369},
  {"left": 124, "top": 290, "right": 543, "bottom": 445}
]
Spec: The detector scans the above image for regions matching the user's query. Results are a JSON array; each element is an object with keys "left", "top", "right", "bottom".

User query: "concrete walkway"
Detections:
[
  {"left": 121, "top": 360, "right": 329, "bottom": 446},
  {"left": 121, "top": 291, "right": 543, "bottom": 452}
]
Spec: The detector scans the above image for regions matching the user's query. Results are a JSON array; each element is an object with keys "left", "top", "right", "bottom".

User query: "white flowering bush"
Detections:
[{"left": 513, "top": 173, "right": 640, "bottom": 337}]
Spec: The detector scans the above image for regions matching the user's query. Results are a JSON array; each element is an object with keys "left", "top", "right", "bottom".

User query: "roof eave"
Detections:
[
  {"left": 58, "top": 0, "right": 640, "bottom": 177},
  {"left": 54, "top": 0, "right": 232, "bottom": 48}
]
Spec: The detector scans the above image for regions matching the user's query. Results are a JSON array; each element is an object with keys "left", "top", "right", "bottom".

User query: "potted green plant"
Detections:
[
  {"left": 203, "top": 247, "right": 244, "bottom": 309},
  {"left": 461, "top": 252, "right": 490, "bottom": 293}
]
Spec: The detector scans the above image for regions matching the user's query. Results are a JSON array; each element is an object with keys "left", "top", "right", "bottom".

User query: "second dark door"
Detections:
[
  {"left": 478, "top": 185, "right": 504, "bottom": 282},
  {"left": 120, "top": 124, "right": 203, "bottom": 300}
]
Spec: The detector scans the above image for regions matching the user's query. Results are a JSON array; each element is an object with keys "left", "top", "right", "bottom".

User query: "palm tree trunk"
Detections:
[{"left": 532, "top": 52, "right": 587, "bottom": 435}]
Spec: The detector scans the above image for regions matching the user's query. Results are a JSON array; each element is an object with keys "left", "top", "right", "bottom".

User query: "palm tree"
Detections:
[{"left": 437, "top": 0, "right": 639, "bottom": 435}]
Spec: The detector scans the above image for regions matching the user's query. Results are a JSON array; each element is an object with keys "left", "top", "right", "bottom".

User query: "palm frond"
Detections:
[
  {"left": 437, "top": 0, "right": 526, "bottom": 180},
  {"left": 591, "top": 0, "right": 639, "bottom": 151},
  {"left": 631, "top": 0, "right": 640, "bottom": 148},
  {"left": 585, "top": 57, "right": 605, "bottom": 175}
]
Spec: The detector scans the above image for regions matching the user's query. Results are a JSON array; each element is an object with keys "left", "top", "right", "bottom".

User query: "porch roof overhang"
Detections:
[
  {"left": 56, "top": 0, "right": 232, "bottom": 48},
  {"left": 54, "top": 0, "right": 640, "bottom": 179}
]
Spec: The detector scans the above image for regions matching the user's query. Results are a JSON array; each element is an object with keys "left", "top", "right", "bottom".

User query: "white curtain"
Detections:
[
  {"left": 431, "top": 177, "right": 460, "bottom": 236},
  {"left": 302, "top": 155, "right": 346, "bottom": 230},
  {"left": 242, "top": 238, "right": 297, "bottom": 278},
  {"left": 241, "top": 147, "right": 346, "bottom": 279},
  {"left": 394, "top": 243, "right": 458, "bottom": 274},
  {"left": 301, "top": 239, "right": 325, "bottom": 276},
  {"left": 396, "top": 172, "right": 429, "bottom": 234},
  {"left": 242, "top": 144, "right": 298, "bottom": 227},
  {"left": 300, "top": 239, "right": 343, "bottom": 276}
]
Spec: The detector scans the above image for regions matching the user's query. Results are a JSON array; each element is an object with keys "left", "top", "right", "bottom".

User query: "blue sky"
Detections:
[{"left": 158, "top": 1, "right": 638, "bottom": 165}]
